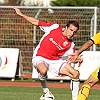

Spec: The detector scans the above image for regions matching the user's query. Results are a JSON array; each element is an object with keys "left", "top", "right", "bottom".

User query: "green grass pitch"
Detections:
[{"left": 0, "top": 86, "right": 100, "bottom": 100}]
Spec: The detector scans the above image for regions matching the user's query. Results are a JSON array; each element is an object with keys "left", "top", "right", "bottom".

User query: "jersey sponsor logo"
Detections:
[{"left": 49, "top": 38, "right": 64, "bottom": 50}]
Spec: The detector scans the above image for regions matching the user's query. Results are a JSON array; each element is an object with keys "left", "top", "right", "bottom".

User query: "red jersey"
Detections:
[{"left": 33, "top": 21, "right": 75, "bottom": 60}]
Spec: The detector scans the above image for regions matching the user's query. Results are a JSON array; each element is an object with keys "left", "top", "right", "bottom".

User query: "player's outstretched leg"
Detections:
[
  {"left": 70, "top": 79, "right": 80, "bottom": 100},
  {"left": 78, "top": 66, "right": 100, "bottom": 100},
  {"left": 38, "top": 73, "right": 55, "bottom": 100},
  {"left": 77, "top": 84, "right": 90, "bottom": 100}
]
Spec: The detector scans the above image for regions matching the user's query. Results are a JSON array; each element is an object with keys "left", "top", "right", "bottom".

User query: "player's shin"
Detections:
[
  {"left": 70, "top": 79, "right": 80, "bottom": 100},
  {"left": 38, "top": 73, "right": 49, "bottom": 93},
  {"left": 78, "top": 84, "right": 90, "bottom": 100}
]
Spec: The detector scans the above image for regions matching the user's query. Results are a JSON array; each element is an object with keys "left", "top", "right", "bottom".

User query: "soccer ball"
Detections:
[
  {"left": 40, "top": 97, "right": 54, "bottom": 100},
  {"left": 40, "top": 91, "right": 54, "bottom": 100}
]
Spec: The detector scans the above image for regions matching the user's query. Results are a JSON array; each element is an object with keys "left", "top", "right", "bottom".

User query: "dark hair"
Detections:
[{"left": 66, "top": 20, "right": 79, "bottom": 30}]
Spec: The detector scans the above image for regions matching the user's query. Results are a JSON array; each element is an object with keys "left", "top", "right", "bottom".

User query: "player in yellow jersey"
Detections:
[{"left": 69, "top": 32, "right": 100, "bottom": 100}]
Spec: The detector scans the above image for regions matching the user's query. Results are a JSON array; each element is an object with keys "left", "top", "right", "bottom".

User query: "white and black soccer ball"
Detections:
[
  {"left": 40, "top": 91, "right": 54, "bottom": 100},
  {"left": 40, "top": 96, "right": 54, "bottom": 100}
]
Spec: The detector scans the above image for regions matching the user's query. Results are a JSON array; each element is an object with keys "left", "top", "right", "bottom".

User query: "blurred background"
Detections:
[{"left": 0, "top": 0, "right": 100, "bottom": 77}]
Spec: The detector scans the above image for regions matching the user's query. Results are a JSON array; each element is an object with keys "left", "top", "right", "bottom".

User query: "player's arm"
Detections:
[
  {"left": 77, "top": 31, "right": 100, "bottom": 54},
  {"left": 69, "top": 39, "right": 94, "bottom": 62},
  {"left": 13, "top": 7, "right": 39, "bottom": 26},
  {"left": 76, "top": 39, "right": 94, "bottom": 55}
]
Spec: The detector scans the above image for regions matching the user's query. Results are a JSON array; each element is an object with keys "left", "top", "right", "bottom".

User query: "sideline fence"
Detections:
[{"left": 1, "top": 6, "right": 100, "bottom": 74}]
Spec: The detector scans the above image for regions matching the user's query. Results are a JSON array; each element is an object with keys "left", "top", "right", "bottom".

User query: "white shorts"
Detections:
[{"left": 32, "top": 56, "right": 68, "bottom": 76}]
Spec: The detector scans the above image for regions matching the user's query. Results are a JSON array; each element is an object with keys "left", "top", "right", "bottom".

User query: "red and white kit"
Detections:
[{"left": 32, "top": 21, "right": 75, "bottom": 76}]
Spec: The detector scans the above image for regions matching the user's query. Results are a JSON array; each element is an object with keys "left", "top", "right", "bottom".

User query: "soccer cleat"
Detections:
[{"left": 40, "top": 91, "right": 55, "bottom": 100}]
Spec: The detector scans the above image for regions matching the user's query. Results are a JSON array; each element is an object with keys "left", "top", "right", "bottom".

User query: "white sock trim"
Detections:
[
  {"left": 38, "top": 73, "right": 47, "bottom": 81},
  {"left": 43, "top": 88, "right": 49, "bottom": 93}
]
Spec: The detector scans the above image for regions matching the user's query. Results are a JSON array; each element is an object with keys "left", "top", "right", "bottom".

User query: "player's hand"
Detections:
[
  {"left": 68, "top": 52, "right": 79, "bottom": 63},
  {"left": 76, "top": 55, "right": 83, "bottom": 63},
  {"left": 13, "top": 7, "right": 23, "bottom": 16}
]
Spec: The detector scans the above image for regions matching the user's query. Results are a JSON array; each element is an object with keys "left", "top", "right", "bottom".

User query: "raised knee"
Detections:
[
  {"left": 73, "top": 70, "right": 80, "bottom": 79},
  {"left": 39, "top": 67, "right": 48, "bottom": 76},
  {"left": 38, "top": 67, "right": 48, "bottom": 81}
]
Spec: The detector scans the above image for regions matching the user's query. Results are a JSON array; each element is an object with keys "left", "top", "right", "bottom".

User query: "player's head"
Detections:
[
  {"left": 66, "top": 20, "right": 79, "bottom": 30},
  {"left": 64, "top": 20, "right": 79, "bottom": 39}
]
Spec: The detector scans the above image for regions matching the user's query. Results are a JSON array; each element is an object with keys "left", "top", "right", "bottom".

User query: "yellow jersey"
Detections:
[{"left": 91, "top": 32, "right": 100, "bottom": 45}]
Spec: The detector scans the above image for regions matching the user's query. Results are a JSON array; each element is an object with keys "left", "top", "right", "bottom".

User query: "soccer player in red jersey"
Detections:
[{"left": 13, "top": 7, "right": 83, "bottom": 100}]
